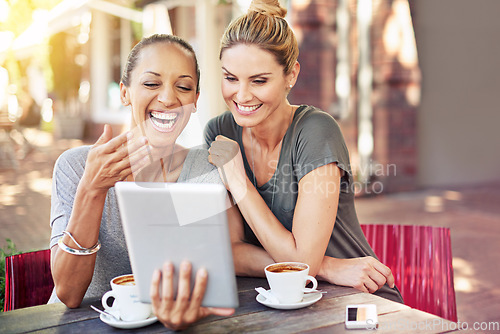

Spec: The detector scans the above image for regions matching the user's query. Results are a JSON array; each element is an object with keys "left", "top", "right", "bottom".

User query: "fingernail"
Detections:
[
  {"left": 181, "top": 261, "right": 191, "bottom": 271},
  {"left": 126, "top": 131, "right": 133, "bottom": 140},
  {"left": 152, "top": 269, "right": 161, "bottom": 280},
  {"left": 141, "top": 136, "right": 148, "bottom": 144},
  {"left": 198, "top": 267, "right": 208, "bottom": 278},
  {"left": 163, "top": 262, "right": 173, "bottom": 273}
]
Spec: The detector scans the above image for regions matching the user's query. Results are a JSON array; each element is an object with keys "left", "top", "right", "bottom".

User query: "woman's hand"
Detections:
[
  {"left": 81, "top": 124, "right": 151, "bottom": 192},
  {"left": 208, "top": 135, "right": 248, "bottom": 199},
  {"left": 150, "top": 261, "right": 235, "bottom": 331},
  {"left": 317, "top": 256, "right": 395, "bottom": 293}
]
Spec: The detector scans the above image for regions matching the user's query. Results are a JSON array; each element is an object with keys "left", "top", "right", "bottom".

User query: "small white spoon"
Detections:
[
  {"left": 90, "top": 305, "right": 120, "bottom": 321},
  {"left": 255, "top": 287, "right": 280, "bottom": 304},
  {"left": 304, "top": 289, "right": 327, "bottom": 294}
]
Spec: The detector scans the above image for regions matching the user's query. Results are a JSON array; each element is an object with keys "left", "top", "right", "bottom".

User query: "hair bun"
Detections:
[{"left": 248, "top": 0, "right": 287, "bottom": 18}]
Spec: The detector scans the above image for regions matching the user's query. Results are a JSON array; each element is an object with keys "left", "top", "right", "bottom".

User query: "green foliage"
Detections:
[
  {"left": 0, "top": 239, "right": 20, "bottom": 312},
  {"left": 48, "top": 32, "right": 82, "bottom": 103},
  {"left": 131, "top": 20, "right": 143, "bottom": 42},
  {"left": 0, "top": 0, "right": 64, "bottom": 101},
  {"left": 0, "top": 0, "right": 63, "bottom": 37},
  {"left": 40, "top": 117, "right": 54, "bottom": 133}
]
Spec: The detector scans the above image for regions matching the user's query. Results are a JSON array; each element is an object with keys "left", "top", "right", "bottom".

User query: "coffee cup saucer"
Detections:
[
  {"left": 256, "top": 289, "right": 322, "bottom": 310},
  {"left": 100, "top": 313, "right": 158, "bottom": 329}
]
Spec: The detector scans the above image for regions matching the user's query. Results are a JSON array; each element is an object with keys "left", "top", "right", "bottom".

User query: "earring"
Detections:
[{"left": 289, "top": 84, "right": 293, "bottom": 88}]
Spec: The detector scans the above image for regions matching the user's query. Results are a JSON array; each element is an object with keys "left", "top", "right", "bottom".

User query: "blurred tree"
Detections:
[
  {"left": 48, "top": 31, "right": 81, "bottom": 109},
  {"left": 0, "top": 0, "right": 63, "bottom": 108},
  {"left": 0, "top": 0, "right": 62, "bottom": 37}
]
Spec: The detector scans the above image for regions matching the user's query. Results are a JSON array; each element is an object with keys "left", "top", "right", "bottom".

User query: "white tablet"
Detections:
[{"left": 115, "top": 181, "right": 239, "bottom": 308}]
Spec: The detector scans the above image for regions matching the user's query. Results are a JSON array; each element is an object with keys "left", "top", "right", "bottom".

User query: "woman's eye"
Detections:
[
  {"left": 224, "top": 76, "right": 237, "bottom": 82},
  {"left": 253, "top": 79, "right": 267, "bottom": 85},
  {"left": 178, "top": 86, "right": 193, "bottom": 92},
  {"left": 144, "top": 83, "right": 159, "bottom": 88}
]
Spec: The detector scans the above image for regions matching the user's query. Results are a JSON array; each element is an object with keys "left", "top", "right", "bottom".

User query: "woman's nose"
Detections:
[
  {"left": 236, "top": 83, "right": 252, "bottom": 103},
  {"left": 157, "top": 86, "right": 176, "bottom": 106}
]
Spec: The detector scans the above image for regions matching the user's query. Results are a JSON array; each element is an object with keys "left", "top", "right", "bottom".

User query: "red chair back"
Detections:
[
  {"left": 4, "top": 249, "right": 54, "bottom": 312},
  {"left": 361, "top": 224, "right": 457, "bottom": 322}
]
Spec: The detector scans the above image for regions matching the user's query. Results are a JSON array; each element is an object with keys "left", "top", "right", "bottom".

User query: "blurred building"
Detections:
[
  {"left": 290, "top": 0, "right": 421, "bottom": 192},
  {"left": 289, "top": 0, "right": 500, "bottom": 192}
]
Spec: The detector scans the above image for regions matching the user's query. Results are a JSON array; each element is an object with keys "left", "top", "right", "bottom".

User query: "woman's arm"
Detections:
[
  {"left": 209, "top": 136, "right": 339, "bottom": 276},
  {"left": 234, "top": 163, "right": 340, "bottom": 276},
  {"left": 209, "top": 136, "right": 395, "bottom": 293},
  {"left": 227, "top": 195, "right": 395, "bottom": 292},
  {"left": 226, "top": 202, "right": 274, "bottom": 277},
  {"left": 50, "top": 181, "right": 106, "bottom": 308},
  {"left": 51, "top": 125, "right": 150, "bottom": 307},
  {"left": 228, "top": 192, "right": 395, "bottom": 292}
]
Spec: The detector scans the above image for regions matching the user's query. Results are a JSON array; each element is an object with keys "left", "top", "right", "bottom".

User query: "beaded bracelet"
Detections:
[{"left": 58, "top": 237, "right": 101, "bottom": 256}]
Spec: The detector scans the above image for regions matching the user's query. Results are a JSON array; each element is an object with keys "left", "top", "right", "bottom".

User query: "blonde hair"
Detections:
[{"left": 220, "top": 0, "right": 298, "bottom": 75}]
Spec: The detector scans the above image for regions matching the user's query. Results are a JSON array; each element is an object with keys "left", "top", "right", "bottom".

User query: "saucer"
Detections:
[
  {"left": 100, "top": 313, "right": 158, "bottom": 329},
  {"left": 256, "top": 290, "right": 322, "bottom": 310}
]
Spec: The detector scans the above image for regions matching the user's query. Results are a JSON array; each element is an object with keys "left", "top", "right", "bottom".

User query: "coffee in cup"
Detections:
[
  {"left": 113, "top": 275, "right": 136, "bottom": 286},
  {"left": 101, "top": 274, "right": 152, "bottom": 322},
  {"left": 266, "top": 263, "right": 307, "bottom": 273},
  {"left": 264, "top": 262, "right": 318, "bottom": 304}
]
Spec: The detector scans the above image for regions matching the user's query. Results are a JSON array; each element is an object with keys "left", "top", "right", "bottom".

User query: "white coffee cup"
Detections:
[
  {"left": 264, "top": 262, "right": 318, "bottom": 304},
  {"left": 101, "top": 274, "right": 152, "bottom": 322}
]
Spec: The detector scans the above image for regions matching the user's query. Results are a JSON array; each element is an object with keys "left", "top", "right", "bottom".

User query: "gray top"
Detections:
[
  {"left": 204, "top": 105, "right": 403, "bottom": 303},
  {"left": 48, "top": 145, "right": 222, "bottom": 303}
]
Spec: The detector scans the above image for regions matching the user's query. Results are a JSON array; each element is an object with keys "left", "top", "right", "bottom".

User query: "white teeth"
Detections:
[
  {"left": 237, "top": 104, "right": 260, "bottom": 112},
  {"left": 150, "top": 111, "right": 178, "bottom": 130},
  {"left": 151, "top": 111, "right": 177, "bottom": 120},
  {"left": 151, "top": 117, "right": 174, "bottom": 129}
]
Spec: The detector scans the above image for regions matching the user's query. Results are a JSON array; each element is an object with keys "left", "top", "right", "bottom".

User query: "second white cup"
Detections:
[
  {"left": 101, "top": 274, "right": 152, "bottom": 322},
  {"left": 264, "top": 262, "right": 318, "bottom": 304}
]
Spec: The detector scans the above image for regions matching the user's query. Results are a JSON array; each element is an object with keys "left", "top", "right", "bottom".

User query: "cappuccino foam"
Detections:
[
  {"left": 267, "top": 263, "right": 307, "bottom": 273},
  {"left": 113, "top": 275, "right": 136, "bottom": 286}
]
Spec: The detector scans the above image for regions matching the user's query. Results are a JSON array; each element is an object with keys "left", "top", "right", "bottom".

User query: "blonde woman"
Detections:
[{"left": 206, "top": 0, "right": 403, "bottom": 303}]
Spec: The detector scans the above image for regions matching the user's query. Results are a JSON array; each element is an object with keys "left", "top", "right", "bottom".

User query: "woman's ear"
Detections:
[
  {"left": 192, "top": 92, "right": 200, "bottom": 113},
  {"left": 120, "top": 82, "right": 130, "bottom": 106},
  {"left": 288, "top": 61, "right": 300, "bottom": 89}
]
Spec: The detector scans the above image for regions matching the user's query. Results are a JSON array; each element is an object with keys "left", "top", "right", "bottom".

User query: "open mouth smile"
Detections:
[
  {"left": 235, "top": 102, "right": 262, "bottom": 115},
  {"left": 149, "top": 111, "right": 179, "bottom": 131}
]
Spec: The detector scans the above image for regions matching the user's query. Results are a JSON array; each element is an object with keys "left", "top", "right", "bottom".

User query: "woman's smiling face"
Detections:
[
  {"left": 121, "top": 42, "right": 199, "bottom": 148},
  {"left": 220, "top": 44, "right": 293, "bottom": 128}
]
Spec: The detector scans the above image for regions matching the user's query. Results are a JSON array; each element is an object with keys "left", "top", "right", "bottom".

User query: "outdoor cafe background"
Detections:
[{"left": 1, "top": 0, "right": 498, "bottom": 192}]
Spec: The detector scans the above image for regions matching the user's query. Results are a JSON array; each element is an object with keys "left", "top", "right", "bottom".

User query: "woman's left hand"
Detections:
[
  {"left": 208, "top": 135, "right": 249, "bottom": 199},
  {"left": 317, "top": 256, "right": 395, "bottom": 294},
  {"left": 150, "top": 261, "right": 235, "bottom": 331}
]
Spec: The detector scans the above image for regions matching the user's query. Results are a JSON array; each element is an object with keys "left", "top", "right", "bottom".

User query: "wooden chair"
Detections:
[
  {"left": 361, "top": 224, "right": 458, "bottom": 322},
  {"left": 3, "top": 249, "right": 54, "bottom": 312}
]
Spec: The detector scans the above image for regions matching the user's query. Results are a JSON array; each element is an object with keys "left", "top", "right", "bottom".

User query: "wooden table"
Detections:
[{"left": 1, "top": 277, "right": 460, "bottom": 333}]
